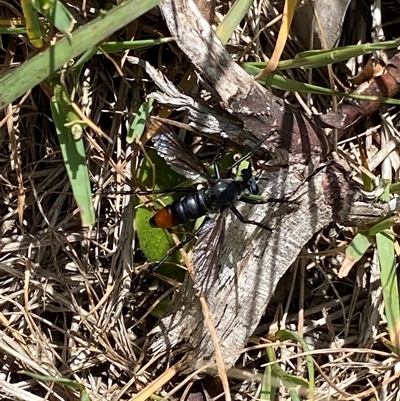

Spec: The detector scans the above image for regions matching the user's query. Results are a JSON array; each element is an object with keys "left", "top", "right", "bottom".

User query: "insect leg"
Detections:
[
  {"left": 148, "top": 225, "right": 203, "bottom": 273},
  {"left": 212, "top": 140, "right": 227, "bottom": 180},
  {"left": 230, "top": 205, "right": 272, "bottom": 231},
  {"left": 240, "top": 196, "right": 289, "bottom": 205},
  {"left": 214, "top": 159, "right": 221, "bottom": 180}
]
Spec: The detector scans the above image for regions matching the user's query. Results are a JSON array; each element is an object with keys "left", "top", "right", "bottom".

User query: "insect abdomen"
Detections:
[{"left": 149, "top": 190, "right": 211, "bottom": 228}]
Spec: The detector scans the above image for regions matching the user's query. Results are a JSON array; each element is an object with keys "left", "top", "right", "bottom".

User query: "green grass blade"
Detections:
[
  {"left": 127, "top": 98, "right": 155, "bottom": 144},
  {"left": 73, "top": 47, "right": 99, "bottom": 71},
  {"left": 80, "top": 389, "right": 90, "bottom": 401},
  {"left": 344, "top": 232, "right": 374, "bottom": 263},
  {"left": 376, "top": 230, "right": 400, "bottom": 355},
  {"left": 0, "top": 26, "right": 28, "bottom": 34},
  {"left": 288, "top": 388, "right": 302, "bottom": 401},
  {"left": 100, "top": 38, "right": 174, "bottom": 53},
  {"left": 20, "top": 370, "right": 85, "bottom": 390},
  {"left": 50, "top": 83, "right": 95, "bottom": 227},
  {"left": 378, "top": 180, "right": 391, "bottom": 202},
  {"left": 366, "top": 216, "right": 398, "bottom": 237},
  {"left": 0, "top": 0, "right": 161, "bottom": 110},
  {"left": 244, "top": 38, "right": 400, "bottom": 71},
  {"left": 32, "top": 0, "right": 75, "bottom": 36},
  {"left": 20, "top": 0, "right": 43, "bottom": 48},
  {"left": 260, "top": 363, "right": 275, "bottom": 400},
  {"left": 275, "top": 330, "right": 315, "bottom": 400},
  {"left": 20, "top": 370, "right": 88, "bottom": 400},
  {"left": 265, "top": 334, "right": 310, "bottom": 397},
  {"left": 215, "top": 0, "right": 254, "bottom": 44},
  {"left": 242, "top": 65, "right": 400, "bottom": 105},
  {"left": 390, "top": 182, "right": 400, "bottom": 193}
]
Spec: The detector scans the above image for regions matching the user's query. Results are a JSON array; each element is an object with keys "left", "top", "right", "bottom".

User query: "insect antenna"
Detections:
[{"left": 225, "top": 136, "right": 267, "bottom": 176}]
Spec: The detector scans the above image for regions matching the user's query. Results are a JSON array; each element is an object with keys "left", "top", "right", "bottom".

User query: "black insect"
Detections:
[{"left": 149, "top": 131, "right": 269, "bottom": 293}]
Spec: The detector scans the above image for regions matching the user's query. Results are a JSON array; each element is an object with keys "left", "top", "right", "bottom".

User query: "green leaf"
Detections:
[
  {"left": 135, "top": 207, "right": 177, "bottom": 264},
  {"left": 20, "top": 0, "right": 43, "bottom": 48},
  {"left": 377, "top": 231, "right": 400, "bottom": 356},
  {"left": 389, "top": 181, "right": 400, "bottom": 194},
  {"left": 32, "top": 0, "right": 75, "bottom": 36},
  {"left": 127, "top": 98, "right": 155, "bottom": 144},
  {"left": 378, "top": 179, "right": 391, "bottom": 202},
  {"left": 345, "top": 232, "right": 373, "bottom": 262},
  {"left": 339, "top": 232, "right": 373, "bottom": 277},
  {"left": 80, "top": 389, "right": 90, "bottom": 401},
  {"left": 50, "top": 83, "right": 95, "bottom": 227}
]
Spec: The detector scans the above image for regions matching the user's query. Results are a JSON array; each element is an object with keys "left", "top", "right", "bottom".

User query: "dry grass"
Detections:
[{"left": 0, "top": 0, "right": 400, "bottom": 400}]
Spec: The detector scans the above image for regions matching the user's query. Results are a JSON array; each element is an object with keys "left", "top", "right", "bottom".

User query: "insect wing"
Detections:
[
  {"left": 153, "top": 132, "right": 212, "bottom": 181},
  {"left": 192, "top": 214, "right": 226, "bottom": 294}
]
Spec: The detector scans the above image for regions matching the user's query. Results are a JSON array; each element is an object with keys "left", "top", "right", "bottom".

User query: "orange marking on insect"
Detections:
[{"left": 149, "top": 207, "right": 176, "bottom": 228}]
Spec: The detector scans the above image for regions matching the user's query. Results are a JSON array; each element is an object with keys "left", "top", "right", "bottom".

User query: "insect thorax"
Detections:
[{"left": 205, "top": 179, "right": 244, "bottom": 208}]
